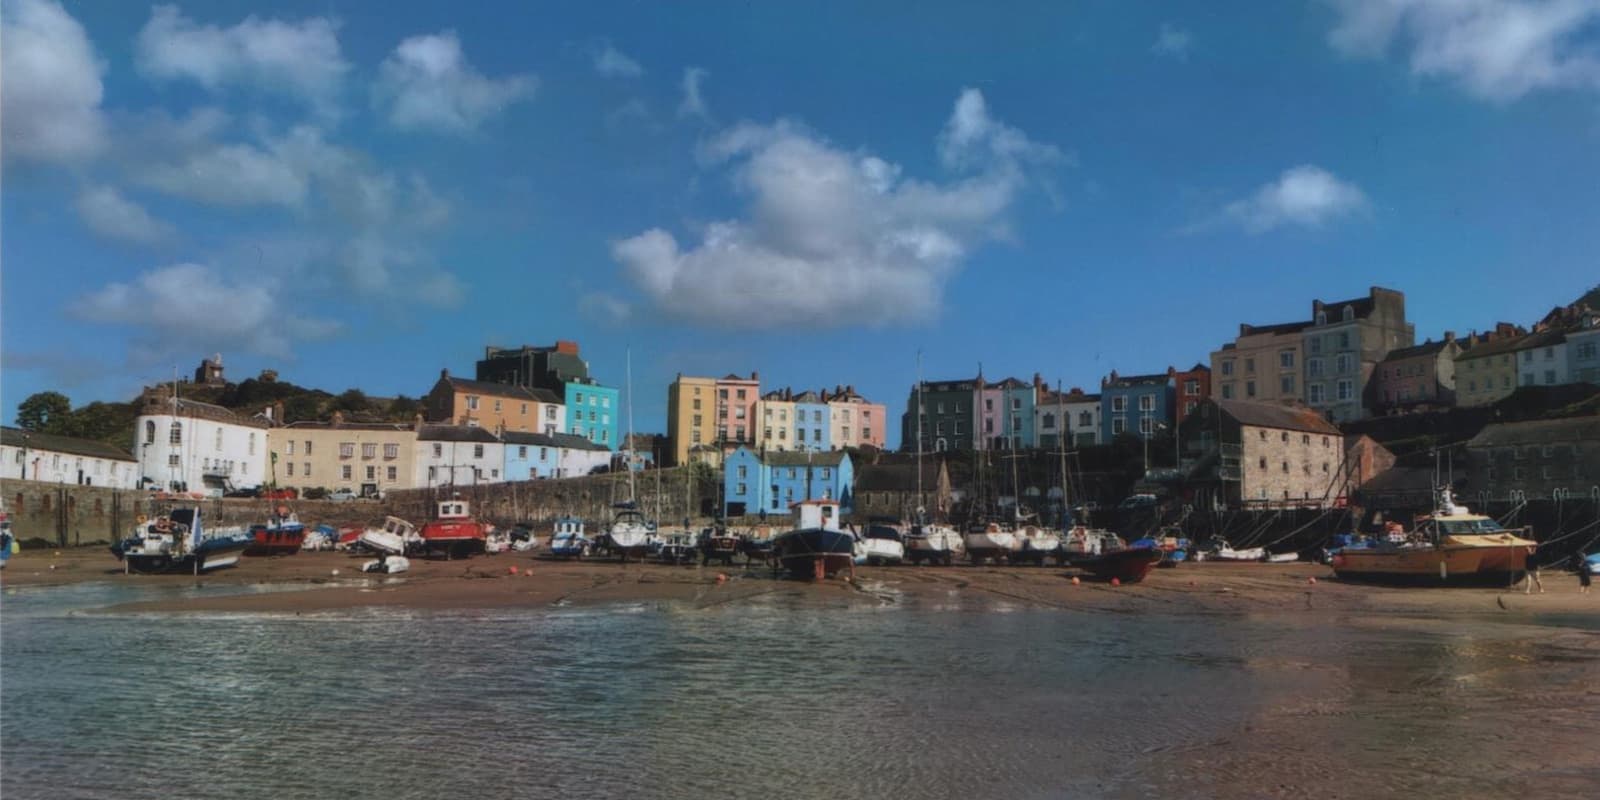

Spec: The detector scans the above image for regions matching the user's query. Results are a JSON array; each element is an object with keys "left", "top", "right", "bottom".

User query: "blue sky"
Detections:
[{"left": 4, "top": 0, "right": 1599, "bottom": 446}]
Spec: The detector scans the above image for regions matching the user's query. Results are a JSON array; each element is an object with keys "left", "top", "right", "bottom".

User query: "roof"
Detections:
[
  {"left": 283, "top": 421, "right": 413, "bottom": 431},
  {"left": 1217, "top": 399, "right": 1342, "bottom": 436},
  {"left": 551, "top": 432, "right": 608, "bottom": 451},
  {"left": 442, "top": 376, "right": 561, "bottom": 404},
  {"left": 416, "top": 424, "right": 502, "bottom": 443},
  {"left": 499, "top": 430, "right": 608, "bottom": 451},
  {"left": 761, "top": 449, "right": 849, "bottom": 467},
  {"left": 1380, "top": 340, "right": 1452, "bottom": 362},
  {"left": 1177, "top": 363, "right": 1211, "bottom": 374},
  {"left": 1468, "top": 416, "right": 1600, "bottom": 448},
  {"left": 140, "top": 395, "right": 272, "bottom": 428},
  {"left": 1239, "top": 320, "right": 1313, "bottom": 337},
  {"left": 1457, "top": 329, "right": 1565, "bottom": 360},
  {"left": 0, "top": 426, "right": 136, "bottom": 462},
  {"left": 1313, "top": 293, "right": 1376, "bottom": 321},
  {"left": 1106, "top": 373, "right": 1171, "bottom": 387}
]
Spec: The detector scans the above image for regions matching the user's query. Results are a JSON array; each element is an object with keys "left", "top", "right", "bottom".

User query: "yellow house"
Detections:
[
  {"left": 666, "top": 375, "right": 717, "bottom": 465},
  {"left": 268, "top": 414, "right": 418, "bottom": 496},
  {"left": 1455, "top": 335, "right": 1531, "bottom": 407}
]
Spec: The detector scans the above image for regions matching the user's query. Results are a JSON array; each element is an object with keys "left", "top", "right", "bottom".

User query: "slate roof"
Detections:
[
  {"left": 761, "top": 449, "right": 848, "bottom": 467},
  {"left": 500, "top": 430, "right": 609, "bottom": 451},
  {"left": 1240, "top": 320, "right": 1313, "bottom": 336},
  {"left": 0, "top": 426, "right": 136, "bottom": 461},
  {"left": 443, "top": 377, "right": 561, "bottom": 404},
  {"left": 854, "top": 462, "right": 942, "bottom": 492},
  {"left": 1217, "top": 399, "right": 1342, "bottom": 436},
  {"left": 416, "top": 424, "right": 502, "bottom": 443},
  {"left": 283, "top": 421, "right": 413, "bottom": 431},
  {"left": 1457, "top": 329, "right": 1565, "bottom": 360},
  {"left": 1380, "top": 340, "right": 1452, "bottom": 362},
  {"left": 1467, "top": 416, "right": 1600, "bottom": 448},
  {"left": 1107, "top": 373, "right": 1171, "bottom": 386}
]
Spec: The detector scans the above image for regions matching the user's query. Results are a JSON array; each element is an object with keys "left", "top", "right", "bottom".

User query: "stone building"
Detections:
[
  {"left": 1464, "top": 416, "right": 1600, "bottom": 500},
  {"left": 1371, "top": 334, "right": 1462, "bottom": 415},
  {"left": 1181, "top": 399, "right": 1348, "bottom": 509},
  {"left": 902, "top": 376, "right": 980, "bottom": 453},
  {"left": 852, "top": 460, "right": 952, "bottom": 522}
]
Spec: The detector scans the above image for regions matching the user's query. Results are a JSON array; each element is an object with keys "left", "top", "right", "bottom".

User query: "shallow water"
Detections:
[{"left": 3, "top": 582, "right": 1597, "bottom": 799}]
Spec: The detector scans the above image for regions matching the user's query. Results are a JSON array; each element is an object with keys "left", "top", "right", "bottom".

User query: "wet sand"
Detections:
[{"left": 4, "top": 548, "right": 1595, "bottom": 619}]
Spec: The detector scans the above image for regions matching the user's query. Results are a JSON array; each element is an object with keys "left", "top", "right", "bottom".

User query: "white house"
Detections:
[
  {"left": 133, "top": 391, "right": 269, "bottom": 493},
  {"left": 1568, "top": 314, "right": 1600, "bottom": 385},
  {"left": 554, "top": 433, "right": 612, "bottom": 478},
  {"left": 1, "top": 426, "right": 140, "bottom": 489},
  {"left": 414, "top": 424, "right": 506, "bottom": 488}
]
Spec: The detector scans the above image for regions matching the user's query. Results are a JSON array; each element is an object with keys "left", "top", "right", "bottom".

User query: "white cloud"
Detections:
[
  {"left": 613, "top": 88, "right": 1061, "bottom": 328},
  {"left": 72, "top": 263, "right": 339, "bottom": 359},
  {"left": 1326, "top": 0, "right": 1600, "bottom": 101},
  {"left": 1151, "top": 23, "right": 1193, "bottom": 60},
  {"left": 0, "top": 0, "right": 107, "bottom": 165},
  {"left": 135, "top": 5, "right": 348, "bottom": 115},
  {"left": 1220, "top": 165, "right": 1370, "bottom": 233},
  {"left": 375, "top": 31, "right": 536, "bottom": 133},
  {"left": 579, "top": 291, "right": 632, "bottom": 322},
  {"left": 593, "top": 41, "right": 643, "bottom": 77},
  {"left": 678, "top": 67, "right": 710, "bottom": 119},
  {"left": 76, "top": 186, "right": 175, "bottom": 245},
  {"left": 136, "top": 140, "right": 311, "bottom": 207}
]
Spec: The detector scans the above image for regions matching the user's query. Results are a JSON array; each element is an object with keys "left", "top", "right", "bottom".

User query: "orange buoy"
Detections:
[
  {"left": 1110, "top": 577, "right": 1121, "bottom": 587},
  {"left": 1070, "top": 576, "right": 1080, "bottom": 586},
  {"left": 716, "top": 573, "right": 728, "bottom": 584},
  {"left": 508, "top": 566, "right": 519, "bottom": 576},
  {"left": 1307, "top": 576, "right": 1317, "bottom": 585}
]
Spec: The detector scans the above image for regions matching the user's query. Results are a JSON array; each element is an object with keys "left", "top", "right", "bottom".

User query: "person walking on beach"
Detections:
[
  {"left": 1523, "top": 550, "right": 1544, "bottom": 594},
  {"left": 1579, "top": 556, "right": 1593, "bottom": 596}
]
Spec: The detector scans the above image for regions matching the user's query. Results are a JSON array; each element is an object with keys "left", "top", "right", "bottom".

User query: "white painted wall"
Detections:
[{"left": 133, "top": 413, "right": 268, "bottom": 492}]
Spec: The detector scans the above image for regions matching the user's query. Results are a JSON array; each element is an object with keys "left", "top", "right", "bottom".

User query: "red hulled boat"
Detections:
[
  {"left": 1075, "top": 545, "right": 1161, "bottom": 584},
  {"left": 420, "top": 497, "right": 487, "bottom": 559},
  {"left": 244, "top": 506, "right": 307, "bottom": 556}
]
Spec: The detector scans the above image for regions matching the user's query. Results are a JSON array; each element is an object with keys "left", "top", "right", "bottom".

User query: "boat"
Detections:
[
  {"left": 656, "top": 530, "right": 697, "bottom": 564},
  {"left": 771, "top": 500, "right": 858, "bottom": 580},
  {"left": 509, "top": 523, "right": 541, "bottom": 552},
  {"left": 0, "top": 508, "right": 15, "bottom": 570},
  {"left": 1264, "top": 551, "right": 1300, "bottom": 564},
  {"left": 856, "top": 521, "right": 906, "bottom": 566},
  {"left": 418, "top": 497, "right": 488, "bottom": 559},
  {"left": 301, "top": 524, "right": 338, "bottom": 551},
  {"left": 1074, "top": 540, "right": 1162, "bottom": 583},
  {"left": 359, "top": 516, "right": 420, "bottom": 555},
  {"left": 603, "top": 501, "right": 655, "bottom": 562},
  {"left": 1330, "top": 487, "right": 1536, "bottom": 585},
  {"left": 1205, "top": 540, "right": 1267, "bottom": 562},
  {"left": 964, "top": 517, "right": 1019, "bottom": 565},
  {"left": 244, "top": 505, "right": 306, "bottom": 556},
  {"left": 1131, "top": 530, "right": 1190, "bottom": 568},
  {"left": 696, "top": 525, "right": 740, "bottom": 566},
  {"left": 485, "top": 525, "right": 511, "bottom": 555},
  {"left": 738, "top": 526, "right": 777, "bottom": 565},
  {"left": 548, "top": 516, "right": 590, "bottom": 559},
  {"left": 1015, "top": 523, "right": 1062, "bottom": 566},
  {"left": 905, "top": 521, "right": 963, "bottom": 565},
  {"left": 110, "top": 507, "right": 252, "bottom": 574}
]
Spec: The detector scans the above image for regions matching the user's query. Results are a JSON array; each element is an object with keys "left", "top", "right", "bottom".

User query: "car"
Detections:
[
  {"left": 223, "top": 487, "right": 261, "bottom": 498},
  {"left": 326, "top": 489, "right": 357, "bottom": 502}
]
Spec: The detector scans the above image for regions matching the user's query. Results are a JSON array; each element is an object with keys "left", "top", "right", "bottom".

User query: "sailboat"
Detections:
[
  {"left": 602, "top": 350, "right": 657, "bottom": 561},
  {"left": 964, "top": 448, "right": 1019, "bottom": 565},
  {"left": 903, "top": 354, "right": 964, "bottom": 566},
  {"left": 1007, "top": 451, "right": 1060, "bottom": 565}
]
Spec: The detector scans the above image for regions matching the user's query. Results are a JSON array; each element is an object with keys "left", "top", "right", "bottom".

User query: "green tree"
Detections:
[
  {"left": 16, "top": 391, "right": 71, "bottom": 432},
  {"left": 388, "top": 394, "right": 421, "bottom": 420},
  {"left": 334, "top": 388, "right": 369, "bottom": 414}
]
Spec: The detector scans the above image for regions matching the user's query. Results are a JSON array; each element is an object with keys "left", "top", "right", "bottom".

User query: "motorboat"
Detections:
[
  {"left": 856, "top": 521, "right": 906, "bottom": 566},
  {"left": 656, "top": 530, "right": 697, "bottom": 564},
  {"left": 419, "top": 497, "right": 488, "bottom": 559},
  {"left": 509, "top": 524, "right": 542, "bottom": 552},
  {"left": 696, "top": 525, "right": 740, "bottom": 566},
  {"left": 358, "top": 516, "right": 420, "bottom": 556},
  {"left": 548, "top": 516, "right": 590, "bottom": 559},
  {"left": 244, "top": 506, "right": 306, "bottom": 556},
  {"left": 1330, "top": 487, "right": 1536, "bottom": 585},
  {"left": 110, "top": 507, "right": 252, "bottom": 574},
  {"left": 771, "top": 500, "right": 857, "bottom": 580}
]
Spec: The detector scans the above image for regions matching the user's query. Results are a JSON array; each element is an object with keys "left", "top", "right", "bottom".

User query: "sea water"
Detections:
[{"left": 3, "top": 582, "right": 1597, "bottom": 799}]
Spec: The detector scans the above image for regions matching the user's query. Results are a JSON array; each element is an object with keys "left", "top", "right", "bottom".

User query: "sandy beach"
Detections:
[{"left": 4, "top": 548, "right": 1595, "bottom": 619}]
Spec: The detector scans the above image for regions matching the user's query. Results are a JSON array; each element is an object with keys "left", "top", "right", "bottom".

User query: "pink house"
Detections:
[{"left": 714, "top": 372, "right": 760, "bottom": 446}]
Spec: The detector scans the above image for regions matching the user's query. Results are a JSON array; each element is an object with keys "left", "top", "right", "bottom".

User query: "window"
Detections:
[
  {"left": 521, "top": 403, "right": 528, "bottom": 415},
  {"left": 467, "top": 395, "right": 479, "bottom": 410},
  {"left": 304, "top": 441, "right": 313, "bottom": 456},
  {"left": 1544, "top": 370, "right": 1557, "bottom": 385},
  {"left": 737, "top": 483, "right": 747, "bottom": 496},
  {"left": 1308, "top": 383, "right": 1325, "bottom": 403},
  {"left": 1139, "top": 417, "right": 1152, "bottom": 435},
  {"left": 366, "top": 466, "right": 376, "bottom": 480},
  {"left": 168, "top": 454, "right": 180, "bottom": 467},
  {"left": 340, "top": 442, "right": 354, "bottom": 458},
  {"left": 1042, "top": 413, "right": 1056, "bottom": 430},
  {"left": 384, "top": 444, "right": 398, "bottom": 459},
  {"left": 843, "top": 426, "right": 852, "bottom": 439},
  {"left": 1221, "top": 384, "right": 1234, "bottom": 399},
  {"left": 1112, "top": 418, "right": 1126, "bottom": 435},
  {"left": 1221, "top": 360, "right": 1235, "bottom": 376},
  {"left": 213, "top": 429, "right": 223, "bottom": 451},
  {"left": 1523, "top": 373, "right": 1535, "bottom": 386},
  {"left": 547, "top": 406, "right": 558, "bottom": 420},
  {"left": 493, "top": 399, "right": 502, "bottom": 413},
  {"left": 387, "top": 466, "right": 397, "bottom": 481},
  {"left": 1280, "top": 350, "right": 1294, "bottom": 369},
  {"left": 248, "top": 433, "right": 256, "bottom": 455},
  {"left": 1281, "top": 375, "right": 1295, "bottom": 394},
  {"left": 1078, "top": 411, "right": 1092, "bottom": 427},
  {"left": 1138, "top": 395, "right": 1154, "bottom": 411},
  {"left": 1245, "top": 358, "right": 1256, "bottom": 374},
  {"left": 342, "top": 465, "right": 352, "bottom": 479},
  {"left": 736, "top": 389, "right": 747, "bottom": 400},
  {"left": 1338, "top": 332, "right": 1350, "bottom": 349},
  {"left": 1309, "top": 337, "right": 1322, "bottom": 354},
  {"left": 1282, "top": 461, "right": 1290, "bottom": 473},
  {"left": 737, "top": 465, "right": 747, "bottom": 479},
  {"left": 1011, "top": 397, "right": 1021, "bottom": 410},
  {"left": 985, "top": 398, "right": 994, "bottom": 412},
  {"left": 1012, "top": 416, "right": 1022, "bottom": 432},
  {"left": 821, "top": 468, "right": 831, "bottom": 479},
  {"left": 473, "top": 444, "right": 484, "bottom": 458},
  {"left": 1335, "top": 354, "right": 1351, "bottom": 373},
  {"left": 1522, "top": 350, "right": 1533, "bottom": 363},
  {"left": 1246, "top": 381, "right": 1256, "bottom": 398},
  {"left": 539, "top": 447, "right": 548, "bottom": 460},
  {"left": 1184, "top": 379, "right": 1199, "bottom": 396},
  {"left": 286, "top": 462, "right": 295, "bottom": 476},
  {"left": 1315, "top": 310, "right": 1327, "bottom": 326},
  {"left": 1259, "top": 457, "right": 1267, "bottom": 469},
  {"left": 428, "top": 466, "right": 437, "bottom": 481},
  {"left": 362, "top": 443, "right": 377, "bottom": 459},
  {"left": 1112, "top": 397, "right": 1127, "bottom": 412},
  {"left": 1336, "top": 380, "right": 1353, "bottom": 401},
  {"left": 1579, "top": 342, "right": 1598, "bottom": 360},
  {"left": 169, "top": 422, "right": 182, "bottom": 445},
  {"left": 1308, "top": 358, "right": 1323, "bottom": 377}
]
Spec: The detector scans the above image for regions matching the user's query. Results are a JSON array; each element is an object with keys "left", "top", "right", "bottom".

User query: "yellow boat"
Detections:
[{"left": 1331, "top": 489, "right": 1535, "bottom": 585}]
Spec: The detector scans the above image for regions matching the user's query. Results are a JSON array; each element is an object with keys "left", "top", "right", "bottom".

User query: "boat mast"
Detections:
[
  {"left": 1057, "top": 380, "right": 1070, "bottom": 527},
  {"left": 915, "top": 350, "right": 924, "bottom": 524},
  {"left": 625, "top": 347, "right": 636, "bottom": 504}
]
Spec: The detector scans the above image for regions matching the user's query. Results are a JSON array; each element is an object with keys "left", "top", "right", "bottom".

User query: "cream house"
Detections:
[{"left": 269, "top": 414, "right": 418, "bottom": 496}]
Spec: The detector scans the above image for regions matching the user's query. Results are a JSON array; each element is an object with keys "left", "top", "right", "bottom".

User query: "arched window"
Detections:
[
  {"left": 169, "top": 422, "right": 183, "bottom": 445},
  {"left": 1342, "top": 305, "right": 1354, "bottom": 322},
  {"left": 145, "top": 421, "right": 156, "bottom": 444},
  {"left": 935, "top": 438, "right": 948, "bottom": 452}
]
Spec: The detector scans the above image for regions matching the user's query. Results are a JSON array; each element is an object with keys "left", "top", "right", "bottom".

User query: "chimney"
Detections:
[
  {"left": 413, "top": 413, "right": 424, "bottom": 429},
  {"left": 1033, "top": 373, "right": 1043, "bottom": 389},
  {"left": 273, "top": 400, "right": 285, "bottom": 422},
  {"left": 1444, "top": 330, "right": 1456, "bottom": 343},
  {"left": 751, "top": 371, "right": 759, "bottom": 381},
  {"left": 332, "top": 410, "right": 345, "bottom": 428},
  {"left": 555, "top": 340, "right": 579, "bottom": 355},
  {"left": 440, "top": 368, "right": 449, "bottom": 379}
]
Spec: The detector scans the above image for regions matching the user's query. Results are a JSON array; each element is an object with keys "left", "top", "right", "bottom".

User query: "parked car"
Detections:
[
  {"left": 326, "top": 489, "right": 357, "bottom": 502},
  {"left": 264, "top": 488, "right": 298, "bottom": 500},
  {"left": 1117, "top": 494, "right": 1159, "bottom": 510},
  {"left": 223, "top": 487, "right": 261, "bottom": 498}
]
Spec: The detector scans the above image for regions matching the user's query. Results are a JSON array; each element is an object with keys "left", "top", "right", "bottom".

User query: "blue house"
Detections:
[
  {"left": 502, "top": 431, "right": 565, "bottom": 480},
  {"left": 791, "top": 391, "right": 831, "bottom": 450},
  {"left": 1100, "top": 369, "right": 1176, "bottom": 441},
  {"left": 722, "top": 447, "right": 853, "bottom": 518},
  {"left": 564, "top": 379, "right": 620, "bottom": 451}
]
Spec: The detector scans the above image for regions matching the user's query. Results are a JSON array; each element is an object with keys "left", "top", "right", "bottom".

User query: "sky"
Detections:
[{"left": 3, "top": 0, "right": 1599, "bottom": 447}]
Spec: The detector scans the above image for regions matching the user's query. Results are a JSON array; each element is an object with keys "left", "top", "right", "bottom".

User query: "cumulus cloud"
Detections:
[
  {"left": 0, "top": 0, "right": 107, "bottom": 165},
  {"left": 1151, "top": 23, "right": 1194, "bottom": 60},
  {"left": 375, "top": 31, "right": 536, "bottom": 133},
  {"left": 593, "top": 40, "right": 644, "bottom": 77},
  {"left": 678, "top": 67, "right": 710, "bottom": 119},
  {"left": 136, "top": 140, "right": 312, "bottom": 207},
  {"left": 612, "top": 88, "right": 1061, "bottom": 328},
  {"left": 135, "top": 5, "right": 348, "bottom": 115},
  {"left": 76, "top": 186, "right": 175, "bottom": 246},
  {"left": 1326, "top": 0, "right": 1600, "bottom": 101},
  {"left": 72, "top": 263, "right": 339, "bottom": 359},
  {"left": 1216, "top": 165, "right": 1370, "bottom": 233}
]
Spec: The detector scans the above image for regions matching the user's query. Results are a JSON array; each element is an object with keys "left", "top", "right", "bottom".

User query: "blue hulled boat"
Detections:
[
  {"left": 111, "top": 507, "right": 252, "bottom": 574},
  {"left": 771, "top": 500, "right": 857, "bottom": 580}
]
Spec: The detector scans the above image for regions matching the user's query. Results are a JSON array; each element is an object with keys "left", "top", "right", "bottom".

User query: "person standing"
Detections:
[
  {"left": 1524, "top": 549, "right": 1544, "bottom": 594},
  {"left": 1579, "top": 556, "right": 1594, "bottom": 596}
]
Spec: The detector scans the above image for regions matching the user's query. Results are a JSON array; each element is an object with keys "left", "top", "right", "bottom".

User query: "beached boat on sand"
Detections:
[
  {"left": 111, "top": 507, "right": 252, "bottom": 574},
  {"left": 548, "top": 516, "right": 590, "bottom": 559},
  {"left": 245, "top": 506, "right": 306, "bottom": 556},
  {"left": 772, "top": 500, "right": 857, "bottom": 580},
  {"left": 697, "top": 525, "right": 739, "bottom": 566},
  {"left": 856, "top": 521, "right": 906, "bottom": 566},
  {"left": 1331, "top": 488, "right": 1535, "bottom": 585},
  {"left": 419, "top": 498, "right": 487, "bottom": 559}
]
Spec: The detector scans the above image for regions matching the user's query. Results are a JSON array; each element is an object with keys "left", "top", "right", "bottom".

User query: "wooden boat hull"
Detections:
[
  {"left": 1331, "top": 545, "right": 1502, "bottom": 585},
  {"left": 421, "top": 519, "right": 487, "bottom": 558},
  {"left": 1076, "top": 547, "right": 1161, "bottom": 583},
  {"left": 772, "top": 528, "right": 856, "bottom": 579}
]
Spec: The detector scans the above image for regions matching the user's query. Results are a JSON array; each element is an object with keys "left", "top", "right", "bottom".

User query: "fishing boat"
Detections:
[
  {"left": 548, "top": 516, "right": 590, "bottom": 559},
  {"left": 484, "top": 525, "right": 511, "bottom": 555},
  {"left": 244, "top": 505, "right": 306, "bottom": 556},
  {"left": 771, "top": 500, "right": 857, "bottom": 580},
  {"left": 1205, "top": 540, "right": 1267, "bottom": 562},
  {"left": 110, "top": 507, "right": 252, "bottom": 574},
  {"left": 697, "top": 525, "right": 740, "bottom": 566},
  {"left": 1074, "top": 540, "right": 1162, "bottom": 583},
  {"left": 1330, "top": 487, "right": 1535, "bottom": 585},
  {"left": 656, "top": 530, "right": 696, "bottom": 564},
  {"left": 0, "top": 508, "right": 15, "bottom": 570},
  {"left": 509, "top": 523, "right": 541, "bottom": 552},
  {"left": 738, "top": 525, "right": 777, "bottom": 565},
  {"left": 418, "top": 497, "right": 488, "bottom": 559},
  {"left": 359, "top": 516, "right": 420, "bottom": 555},
  {"left": 857, "top": 520, "right": 906, "bottom": 566},
  {"left": 1131, "top": 530, "right": 1191, "bottom": 568}
]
